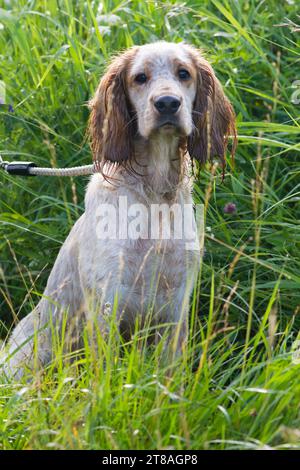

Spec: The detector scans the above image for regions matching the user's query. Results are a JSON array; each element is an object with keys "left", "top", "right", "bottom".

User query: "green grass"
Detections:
[{"left": 0, "top": 0, "right": 300, "bottom": 450}]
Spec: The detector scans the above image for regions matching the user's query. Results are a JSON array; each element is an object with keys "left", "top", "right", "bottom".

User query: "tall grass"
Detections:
[{"left": 0, "top": 0, "right": 300, "bottom": 450}]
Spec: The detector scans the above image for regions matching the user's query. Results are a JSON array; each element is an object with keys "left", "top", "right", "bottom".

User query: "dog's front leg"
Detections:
[
  {"left": 81, "top": 280, "right": 128, "bottom": 352},
  {"left": 160, "top": 270, "right": 197, "bottom": 368}
]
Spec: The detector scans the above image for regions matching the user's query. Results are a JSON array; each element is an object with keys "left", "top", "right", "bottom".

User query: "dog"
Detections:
[{"left": 3, "top": 41, "right": 236, "bottom": 379}]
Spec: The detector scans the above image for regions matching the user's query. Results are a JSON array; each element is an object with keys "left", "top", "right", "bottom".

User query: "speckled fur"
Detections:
[{"left": 3, "top": 42, "right": 236, "bottom": 378}]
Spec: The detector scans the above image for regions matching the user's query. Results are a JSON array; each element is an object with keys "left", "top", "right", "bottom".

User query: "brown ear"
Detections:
[
  {"left": 89, "top": 48, "right": 137, "bottom": 170},
  {"left": 187, "top": 51, "right": 237, "bottom": 166}
]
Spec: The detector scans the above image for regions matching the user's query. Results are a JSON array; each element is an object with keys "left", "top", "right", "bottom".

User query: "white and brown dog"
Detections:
[{"left": 3, "top": 42, "right": 236, "bottom": 378}]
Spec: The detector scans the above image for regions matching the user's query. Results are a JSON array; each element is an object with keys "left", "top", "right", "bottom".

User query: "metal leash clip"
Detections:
[{"left": 0, "top": 155, "right": 37, "bottom": 176}]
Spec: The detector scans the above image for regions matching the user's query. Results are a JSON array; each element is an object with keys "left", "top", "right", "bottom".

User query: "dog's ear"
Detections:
[
  {"left": 89, "top": 48, "right": 137, "bottom": 169},
  {"left": 187, "top": 49, "right": 237, "bottom": 165}
]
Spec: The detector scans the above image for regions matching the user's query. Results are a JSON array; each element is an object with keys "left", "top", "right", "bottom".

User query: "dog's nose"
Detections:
[{"left": 154, "top": 95, "right": 181, "bottom": 115}]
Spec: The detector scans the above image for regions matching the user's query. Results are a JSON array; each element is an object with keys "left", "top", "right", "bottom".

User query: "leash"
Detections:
[{"left": 0, "top": 155, "right": 95, "bottom": 177}]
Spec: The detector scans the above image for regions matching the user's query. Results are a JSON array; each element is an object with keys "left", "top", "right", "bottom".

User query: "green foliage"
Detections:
[{"left": 0, "top": 0, "right": 299, "bottom": 450}]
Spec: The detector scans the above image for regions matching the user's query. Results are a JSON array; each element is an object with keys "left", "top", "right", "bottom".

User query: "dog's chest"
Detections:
[
  {"left": 117, "top": 189, "right": 195, "bottom": 286},
  {"left": 82, "top": 176, "right": 199, "bottom": 305},
  {"left": 121, "top": 237, "right": 188, "bottom": 290}
]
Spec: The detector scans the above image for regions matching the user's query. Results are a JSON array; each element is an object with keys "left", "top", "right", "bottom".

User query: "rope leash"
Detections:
[
  {"left": 0, "top": 155, "right": 95, "bottom": 177},
  {"left": 1, "top": 77, "right": 115, "bottom": 178}
]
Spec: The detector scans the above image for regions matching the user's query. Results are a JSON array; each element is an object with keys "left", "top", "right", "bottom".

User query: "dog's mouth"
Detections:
[
  {"left": 156, "top": 117, "right": 182, "bottom": 133},
  {"left": 161, "top": 122, "right": 177, "bottom": 129}
]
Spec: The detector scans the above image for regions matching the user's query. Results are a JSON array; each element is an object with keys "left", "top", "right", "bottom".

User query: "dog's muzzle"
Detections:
[{"left": 154, "top": 95, "right": 182, "bottom": 131}]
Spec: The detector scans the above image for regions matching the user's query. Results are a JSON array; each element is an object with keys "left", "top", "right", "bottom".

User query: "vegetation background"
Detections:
[{"left": 0, "top": 0, "right": 299, "bottom": 450}]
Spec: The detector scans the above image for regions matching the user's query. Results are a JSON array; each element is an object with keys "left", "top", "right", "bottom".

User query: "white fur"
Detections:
[
  {"left": 3, "top": 42, "right": 202, "bottom": 379},
  {"left": 128, "top": 42, "right": 196, "bottom": 138}
]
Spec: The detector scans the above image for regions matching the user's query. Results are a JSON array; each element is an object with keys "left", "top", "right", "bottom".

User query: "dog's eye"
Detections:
[
  {"left": 135, "top": 73, "right": 147, "bottom": 84},
  {"left": 178, "top": 69, "right": 191, "bottom": 80}
]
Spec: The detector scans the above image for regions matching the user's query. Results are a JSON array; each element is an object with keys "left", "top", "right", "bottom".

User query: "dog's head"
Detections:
[{"left": 89, "top": 41, "right": 236, "bottom": 169}]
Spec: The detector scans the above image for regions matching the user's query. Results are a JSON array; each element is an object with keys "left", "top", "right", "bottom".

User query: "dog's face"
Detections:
[
  {"left": 127, "top": 42, "right": 196, "bottom": 139},
  {"left": 89, "top": 41, "right": 236, "bottom": 168}
]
